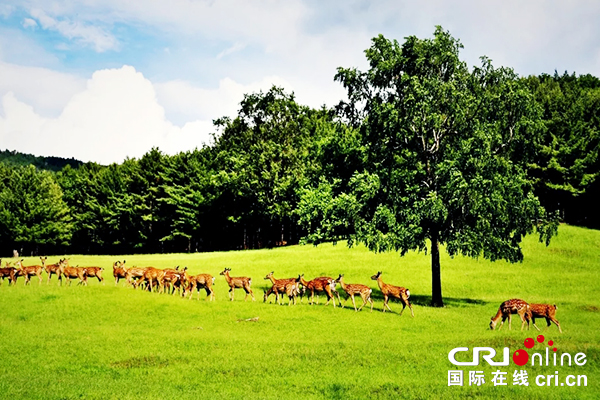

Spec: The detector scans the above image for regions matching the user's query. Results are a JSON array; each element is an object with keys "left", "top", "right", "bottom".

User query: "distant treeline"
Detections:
[
  {"left": 0, "top": 71, "right": 599, "bottom": 256},
  {"left": 0, "top": 149, "right": 83, "bottom": 172}
]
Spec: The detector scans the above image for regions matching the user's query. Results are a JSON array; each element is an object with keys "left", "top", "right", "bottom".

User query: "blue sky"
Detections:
[{"left": 1, "top": 0, "right": 599, "bottom": 164}]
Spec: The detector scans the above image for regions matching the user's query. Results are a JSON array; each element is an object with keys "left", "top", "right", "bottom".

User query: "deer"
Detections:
[
  {"left": 40, "top": 256, "right": 63, "bottom": 285},
  {"left": 0, "top": 261, "right": 18, "bottom": 286},
  {"left": 162, "top": 267, "right": 185, "bottom": 295},
  {"left": 82, "top": 266, "right": 105, "bottom": 284},
  {"left": 263, "top": 271, "right": 297, "bottom": 305},
  {"left": 185, "top": 273, "right": 216, "bottom": 301},
  {"left": 220, "top": 268, "right": 255, "bottom": 301},
  {"left": 283, "top": 276, "right": 303, "bottom": 306},
  {"left": 298, "top": 275, "right": 340, "bottom": 307},
  {"left": 489, "top": 299, "right": 532, "bottom": 331},
  {"left": 124, "top": 266, "right": 148, "bottom": 288},
  {"left": 14, "top": 259, "right": 44, "bottom": 285},
  {"left": 136, "top": 267, "right": 167, "bottom": 293},
  {"left": 371, "top": 271, "right": 414, "bottom": 317},
  {"left": 113, "top": 260, "right": 127, "bottom": 286},
  {"left": 529, "top": 303, "right": 562, "bottom": 333},
  {"left": 336, "top": 274, "right": 374, "bottom": 312},
  {"left": 59, "top": 260, "right": 88, "bottom": 286}
]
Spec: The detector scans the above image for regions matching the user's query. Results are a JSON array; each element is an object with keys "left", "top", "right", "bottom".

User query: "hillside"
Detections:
[{"left": 0, "top": 149, "right": 84, "bottom": 171}]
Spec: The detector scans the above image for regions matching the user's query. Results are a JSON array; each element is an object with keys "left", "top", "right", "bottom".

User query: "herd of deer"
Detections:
[{"left": 0, "top": 257, "right": 563, "bottom": 330}]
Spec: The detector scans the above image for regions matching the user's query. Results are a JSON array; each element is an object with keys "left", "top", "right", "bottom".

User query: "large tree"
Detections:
[{"left": 299, "top": 27, "right": 557, "bottom": 307}]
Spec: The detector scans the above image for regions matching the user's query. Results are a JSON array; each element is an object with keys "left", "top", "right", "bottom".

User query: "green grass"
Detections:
[{"left": 0, "top": 224, "right": 598, "bottom": 399}]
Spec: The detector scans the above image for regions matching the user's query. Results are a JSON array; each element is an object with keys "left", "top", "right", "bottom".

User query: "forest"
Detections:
[{"left": 1, "top": 29, "right": 599, "bottom": 259}]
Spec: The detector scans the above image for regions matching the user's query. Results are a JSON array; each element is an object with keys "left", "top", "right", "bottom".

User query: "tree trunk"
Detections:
[{"left": 431, "top": 233, "right": 444, "bottom": 307}]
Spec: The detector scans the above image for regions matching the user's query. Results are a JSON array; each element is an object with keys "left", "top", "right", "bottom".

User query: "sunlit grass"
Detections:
[{"left": 0, "top": 224, "right": 598, "bottom": 399}]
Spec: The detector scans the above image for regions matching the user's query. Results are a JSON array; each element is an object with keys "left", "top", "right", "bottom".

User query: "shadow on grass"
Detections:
[{"left": 395, "top": 294, "right": 490, "bottom": 308}]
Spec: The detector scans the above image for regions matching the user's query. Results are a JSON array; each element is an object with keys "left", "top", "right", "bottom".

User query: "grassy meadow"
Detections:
[{"left": 0, "top": 224, "right": 598, "bottom": 399}]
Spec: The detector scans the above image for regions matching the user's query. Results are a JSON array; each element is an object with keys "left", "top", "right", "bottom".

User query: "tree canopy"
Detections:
[{"left": 299, "top": 27, "right": 558, "bottom": 306}]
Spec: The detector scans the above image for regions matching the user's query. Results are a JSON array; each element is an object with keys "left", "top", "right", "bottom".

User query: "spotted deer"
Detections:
[
  {"left": 220, "top": 268, "right": 255, "bottom": 301},
  {"left": 162, "top": 267, "right": 185, "bottom": 295},
  {"left": 371, "top": 271, "right": 414, "bottom": 317},
  {"left": 124, "top": 266, "right": 148, "bottom": 288},
  {"left": 0, "top": 261, "right": 17, "bottom": 285},
  {"left": 186, "top": 273, "right": 215, "bottom": 301},
  {"left": 529, "top": 303, "right": 562, "bottom": 333},
  {"left": 263, "top": 271, "right": 296, "bottom": 305},
  {"left": 136, "top": 267, "right": 167, "bottom": 293},
  {"left": 14, "top": 259, "right": 44, "bottom": 285},
  {"left": 298, "top": 275, "right": 340, "bottom": 307},
  {"left": 336, "top": 274, "right": 374, "bottom": 312},
  {"left": 59, "top": 260, "right": 88, "bottom": 286},
  {"left": 40, "top": 257, "right": 63, "bottom": 285},
  {"left": 283, "top": 276, "right": 303, "bottom": 306},
  {"left": 83, "top": 266, "right": 105, "bottom": 284},
  {"left": 113, "top": 261, "right": 127, "bottom": 286},
  {"left": 490, "top": 299, "right": 532, "bottom": 331}
]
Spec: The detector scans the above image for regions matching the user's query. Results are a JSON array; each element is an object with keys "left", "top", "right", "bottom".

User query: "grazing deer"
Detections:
[
  {"left": 336, "top": 274, "right": 373, "bottom": 312},
  {"left": 60, "top": 260, "right": 88, "bottom": 286},
  {"left": 14, "top": 259, "right": 44, "bottom": 285},
  {"left": 124, "top": 266, "right": 147, "bottom": 288},
  {"left": 40, "top": 257, "right": 63, "bottom": 285},
  {"left": 220, "top": 268, "right": 255, "bottom": 301},
  {"left": 529, "top": 303, "right": 562, "bottom": 333},
  {"left": 0, "top": 261, "right": 18, "bottom": 285},
  {"left": 113, "top": 261, "right": 127, "bottom": 286},
  {"left": 371, "top": 271, "right": 414, "bottom": 317},
  {"left": 264, "top": 271, "right": 296, "bottom": 305},
  {"left": 298, "top": 275, "right": 340, "bottom": 307},
  {"left": 490, "top": 299, "right": 532, "bottom": 331}
]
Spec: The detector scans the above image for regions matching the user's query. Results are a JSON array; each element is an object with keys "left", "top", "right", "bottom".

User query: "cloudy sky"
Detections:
[{"left": 1, "top": 1, "right": 599, "bottom": 164}]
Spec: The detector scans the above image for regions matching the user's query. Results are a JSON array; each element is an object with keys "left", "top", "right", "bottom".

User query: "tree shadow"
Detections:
[{"left": 407, "top": 294, "right": 490, "bottom": 308}]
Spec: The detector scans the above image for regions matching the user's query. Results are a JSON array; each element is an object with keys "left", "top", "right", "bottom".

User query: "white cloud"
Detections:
[
  {"left": 216, "top": 42, "right": 246, "bottom": 60},
  {"left": 154, "top": 75, "right": 294, "bottom": 125},
  {"left": 29, "top": 8, "right": 118, "bottom": 52},
  {"left": 0, "top": 65, "right": 319, "bottom": 164},
  {"left": 22, "top": 18, "right": 37, "bottom": 29},
  {"left": 0, "top": 61, "right": 85, "bottom": 117},
  {"left": 0, "top": 66, "right": 212, "bottom": 164}
]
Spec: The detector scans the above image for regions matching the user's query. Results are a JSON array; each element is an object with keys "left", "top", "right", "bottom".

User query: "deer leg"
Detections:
[
  {"left": 549, "top": 317, "right": 562, "bottom": 333},
  {"left": 351, "top": 294, "right": 359, "bottom": 311},
  {"left": 325, "top": 288, "right": 336, "bottom": 308},
  {"left": 531, "top": 316, "right": 541, "bottom": 331},
  {"left": 498, "top": 316, "right": 506, "bottom": 331},
  {"left": 387, "top": 299, "right": 395, "bottom": 313}
]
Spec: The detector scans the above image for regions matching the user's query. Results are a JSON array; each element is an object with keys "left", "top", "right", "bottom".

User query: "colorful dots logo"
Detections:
[{"left": 512, "top": 335, "right": 557, "bottom": 366}]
